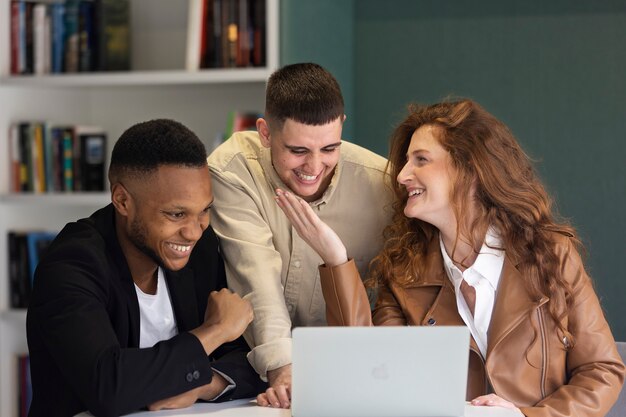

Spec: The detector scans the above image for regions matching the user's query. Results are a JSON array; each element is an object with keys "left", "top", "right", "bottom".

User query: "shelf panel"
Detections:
[
  {"left": 0, "top": 193, "right": 110, "bottom": 206},
  {"left": 0, "top": 68, "right": 273, "bottom": 88}
]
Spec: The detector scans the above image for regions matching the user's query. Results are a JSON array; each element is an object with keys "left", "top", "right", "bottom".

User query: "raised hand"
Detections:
[
  {"left": 203, "top": 288, "right": 254, "bottom": 343},
  {"left": 274, "top": 189, "right": 348, "bottom": 267}
]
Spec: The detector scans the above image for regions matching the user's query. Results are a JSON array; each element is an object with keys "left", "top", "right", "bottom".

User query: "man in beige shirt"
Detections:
[{"left": 207, "top": 63, "right": 392, "bottom": 408}]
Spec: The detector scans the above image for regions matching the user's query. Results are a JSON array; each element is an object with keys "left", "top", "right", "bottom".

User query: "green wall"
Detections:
[
  {"left": 280, "top": 0, "right": 355, "bottom": 139},
  {"left": 353, "top": 0, "right": 626, "bottom": 340},
  {"left": 282, "top": 0, "right": 626, "bottom": 340}
]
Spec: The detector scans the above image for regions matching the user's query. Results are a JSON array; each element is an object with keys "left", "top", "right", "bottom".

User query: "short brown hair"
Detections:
[{"left": 265, "top": 63, "right": 344, "bottom": 130}]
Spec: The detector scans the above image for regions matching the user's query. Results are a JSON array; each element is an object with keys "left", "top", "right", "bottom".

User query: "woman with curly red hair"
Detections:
[{"left": 274, "top": 99, "right": 624, "bottom": 416}]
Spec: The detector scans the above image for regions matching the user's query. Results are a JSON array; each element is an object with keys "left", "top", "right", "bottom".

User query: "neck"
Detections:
[
  {"left": 115, "top": 217, "right": 159, "bottom": 295},
  {"left": 440, "top": 229, "right": 478, "bottom": 272}
]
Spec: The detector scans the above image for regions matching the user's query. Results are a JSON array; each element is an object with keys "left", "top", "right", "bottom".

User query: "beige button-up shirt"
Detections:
[{"left": 208, "top": 131, "right": 392, "bottom": 378}]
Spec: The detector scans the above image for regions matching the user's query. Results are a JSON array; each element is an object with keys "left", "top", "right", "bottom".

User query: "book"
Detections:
[
  {"left": 62, "top": 126, "right": 75, "bottom": 191},
  {"left": 18, "top": 123, "right": 32, "bottom": 192},
  {"left": 10, "top": 1, "right": 21, "bottom": 74},
  {"left": 9, "top": 124, "right": 21, "bottom": 192},
  {"left": 17, "top": 354, "right": 32, "bottom": 417},
  {"left": 26, "top": 231, "right": 58, "bottom": 286},
  {"left": 31, "top": 123, "right": 46, "bottom": 193},
  {"left": 8, "top": 231, "right": 30, "bottom": 308},
  {"left": 95, "top": 0, "right": 131, "bottom": 71},
  {"left": 78, "top": 0, "right": 96, "bottom": 72},
  {"left": 74, "top": 126, "right": 107, "bottom": 191},
  {"left": 50, "top": 2, "right": 66, "bottom": 73},
  {"left": 251, "top": 0, "right": 265, "bottom": 66},
  {"left": 64, "top": 0, "right": 80, "bottom": 73},
  {"left": 186, "top": 0, "right": 206, "bottom": 71},
  {"left": 24, "top": 2, "right": 34, "bottom": 74},
  {"left": 33, "top": 3, "right": 50, "bottom": 75}
]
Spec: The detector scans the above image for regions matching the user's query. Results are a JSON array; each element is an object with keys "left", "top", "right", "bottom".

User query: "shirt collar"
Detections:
[{"left": 439, "top": 228, "right": 505, "bottom": 290}]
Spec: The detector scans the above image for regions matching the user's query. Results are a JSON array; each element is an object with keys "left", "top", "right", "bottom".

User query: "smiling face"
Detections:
[
  {"left": 117, "top": 165, "right": 213, "bottom": 272},
  {"left": 397, "top": 125, "right": 458, "bottom": 233},
  {"left": 259, "top": 117, "right": 343, "bottom": 202}
]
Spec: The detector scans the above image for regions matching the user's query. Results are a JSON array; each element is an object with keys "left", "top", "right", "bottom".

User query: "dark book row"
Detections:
[
  {"left": 10, "top": 0, "right": 130, "bottom": 75},
  {"left": 8, "top": 230, "right": 57, "bottom": 309},
  {"left": 9, "top": 122, "right": 107, "bottom": 193},
  {"left": 187, "top": 0, "right": 267, "bottom": 70}
]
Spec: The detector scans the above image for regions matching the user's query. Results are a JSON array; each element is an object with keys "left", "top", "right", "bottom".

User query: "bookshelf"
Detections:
[{"left": 0, "top": 0, "right": 279, "bottom": 415}]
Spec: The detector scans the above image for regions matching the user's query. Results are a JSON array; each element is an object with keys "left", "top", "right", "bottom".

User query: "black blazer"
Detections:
[{"left": 26, "top": 205, "right": 265, "bottom": 417}]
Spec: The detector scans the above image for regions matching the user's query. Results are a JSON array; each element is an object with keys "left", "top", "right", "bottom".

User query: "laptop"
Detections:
[{"left": 291, "top": 326, "right": 470, "bottom": 417}]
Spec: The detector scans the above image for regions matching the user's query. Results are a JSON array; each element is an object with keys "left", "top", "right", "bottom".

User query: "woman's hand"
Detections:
[
  {"left": 274, "top": 189, "right": 348, "bottom": 267},
  {"left": 470, "top": 393, "right": 522, "bottom": 413}
]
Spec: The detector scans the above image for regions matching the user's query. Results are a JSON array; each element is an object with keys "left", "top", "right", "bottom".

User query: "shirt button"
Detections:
[
  {"left": 293, "top": 260, "right": 301, "bottom": 268},
  {"left": 427, "top": 318, "right": 436, "bottom": 326},
  {"left": 193, "top": 370, "right": 200, "bottom": 380},
  {"left": 287, "top": 304, "right": 294, "bottom": 313},
  {"left": 186, "top": 372, "right": 193, "bottom": 382}
]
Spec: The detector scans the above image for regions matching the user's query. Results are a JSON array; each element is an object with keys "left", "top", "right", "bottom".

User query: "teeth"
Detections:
[
  {"left": 408, "top": 189, "right": 424, "bottom": 197},
  {"left": 167, "top": 243, "right": 191, "bottom": 252},
  {"left": 296, "top": 171, "right": 318, "bottom": 181}
]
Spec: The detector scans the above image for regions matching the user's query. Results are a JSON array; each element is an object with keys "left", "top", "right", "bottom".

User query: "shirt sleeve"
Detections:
[{"left": 208, "top": 167, "right": 293, "bottom": 379}]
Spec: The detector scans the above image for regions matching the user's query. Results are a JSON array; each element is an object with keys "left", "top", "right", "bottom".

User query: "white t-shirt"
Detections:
[
  {"left": 134, "top": 267, "right": 236, "bottom": 398},
  {"left": 135, "top": 267, "right": 177, "bottom": 349}
]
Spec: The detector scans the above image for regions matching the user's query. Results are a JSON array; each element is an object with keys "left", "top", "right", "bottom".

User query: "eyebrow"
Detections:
[{"left": 285, "top": 142, "right": 342, "bottom": 152}]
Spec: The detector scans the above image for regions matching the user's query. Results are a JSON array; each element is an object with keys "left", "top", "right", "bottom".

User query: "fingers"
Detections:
[
  {"left": 258, "top": 386, "right": 291, "bottom": 408},
  {"left": 470, "top": 394, "right": 518, "bottom": 409},
  {"left": 275, "top": 189, "right": 310, "bottom": 231}
]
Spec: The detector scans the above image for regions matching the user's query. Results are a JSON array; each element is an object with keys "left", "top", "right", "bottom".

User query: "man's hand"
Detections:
[
  {"left": 256, "top": 364, "right": 292, "bottom": 408},
  {"left": 191, "top": 288, "right": 253, "bottom": 353},
  {"left": 148, "top": 372, "right": 229, "bottom": 411},
  {"left": 203, "top": 288, "right": 254, "bottom": 342}
]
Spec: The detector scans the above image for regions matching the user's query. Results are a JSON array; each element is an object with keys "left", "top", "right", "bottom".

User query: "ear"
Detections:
[
  {"left": 111, "top": 182, "right": 132, "bottom": 216},
  {"left": 256, "top": 118, "right": 271, "bottom": 148},
  {"left": 342, "top": 114, "right": 347, "bottom": 123}
]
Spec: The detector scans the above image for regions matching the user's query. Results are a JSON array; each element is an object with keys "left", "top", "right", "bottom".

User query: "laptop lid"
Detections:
[{"left": 292, "top": 326, "right": 470, "bottom": 417}]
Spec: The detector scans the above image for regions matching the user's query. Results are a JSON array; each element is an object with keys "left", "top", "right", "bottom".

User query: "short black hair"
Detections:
[
  {"left": 265, "top": 62, "right": 344, "bottom": 129},
  {"left": 108, "top": 119, "right": 207, "bottom": 182}
]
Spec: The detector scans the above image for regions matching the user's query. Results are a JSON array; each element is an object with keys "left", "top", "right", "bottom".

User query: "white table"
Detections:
[{"left": 77, "top": 398, "right": 524, "bottom": 417}]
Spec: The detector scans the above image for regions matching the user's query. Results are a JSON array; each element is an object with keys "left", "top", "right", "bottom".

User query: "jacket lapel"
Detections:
[
  {"left": 165, "top": 268, "right": 200, "bottom": 332},
  {"left": 486, "top": 256, "right": 548, "bottom": 359}
]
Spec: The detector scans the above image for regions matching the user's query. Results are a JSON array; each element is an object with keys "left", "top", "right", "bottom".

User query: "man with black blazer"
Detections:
[{"left": 26, "top": 119, "right": 266, "bottom": 417}]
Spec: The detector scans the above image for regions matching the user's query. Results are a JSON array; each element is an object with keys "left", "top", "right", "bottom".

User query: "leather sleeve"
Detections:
[
  {"left": 520, "top": 239, "right": 625, "bottom": 417},
  {"left": 319, "top": 260, "right": 373, "bottom": 326}
]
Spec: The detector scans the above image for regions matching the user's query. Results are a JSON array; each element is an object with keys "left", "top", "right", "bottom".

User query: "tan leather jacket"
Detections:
[{"left": 319, "top": 234, "right": 625, "bottom": 417}]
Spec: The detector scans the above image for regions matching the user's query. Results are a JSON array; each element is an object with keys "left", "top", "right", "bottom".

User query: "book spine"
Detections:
[
  {"left": 64, "top": 0, "right": 80, "bottom": 73},
  {"left": 33, "top": 4, "right": 46, "bottom": 75},
  {"left": 63, "top": 128, "right": 74, "bottom": 191},
  {"left": 10, "top": 124, "right": 21, "bottom": 192},
  {"left": 51, "top": 3, "right": 66, "bottom": 73},
  {"left": 186, "top": 0, "right": 204, "bottom": 71},
  {"left": 10, "top": 2, "right": 20, "bottom": 74},
  {"left": 96, "top": 0, "right": 131, "bottom": 71}
]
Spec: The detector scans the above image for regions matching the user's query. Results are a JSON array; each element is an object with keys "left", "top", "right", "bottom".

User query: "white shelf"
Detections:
[
  {"left": 0, "top": 68, "right": 274, "bottom": 88},
  {"left": 0, "top": 0, "right": 279, "bottom": 414},
  {"left": 0, "top": 192, "right": 110, "bottom": 206},
  {"left": 0, "top": 309, "right": 26, "bottom": 322}
]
